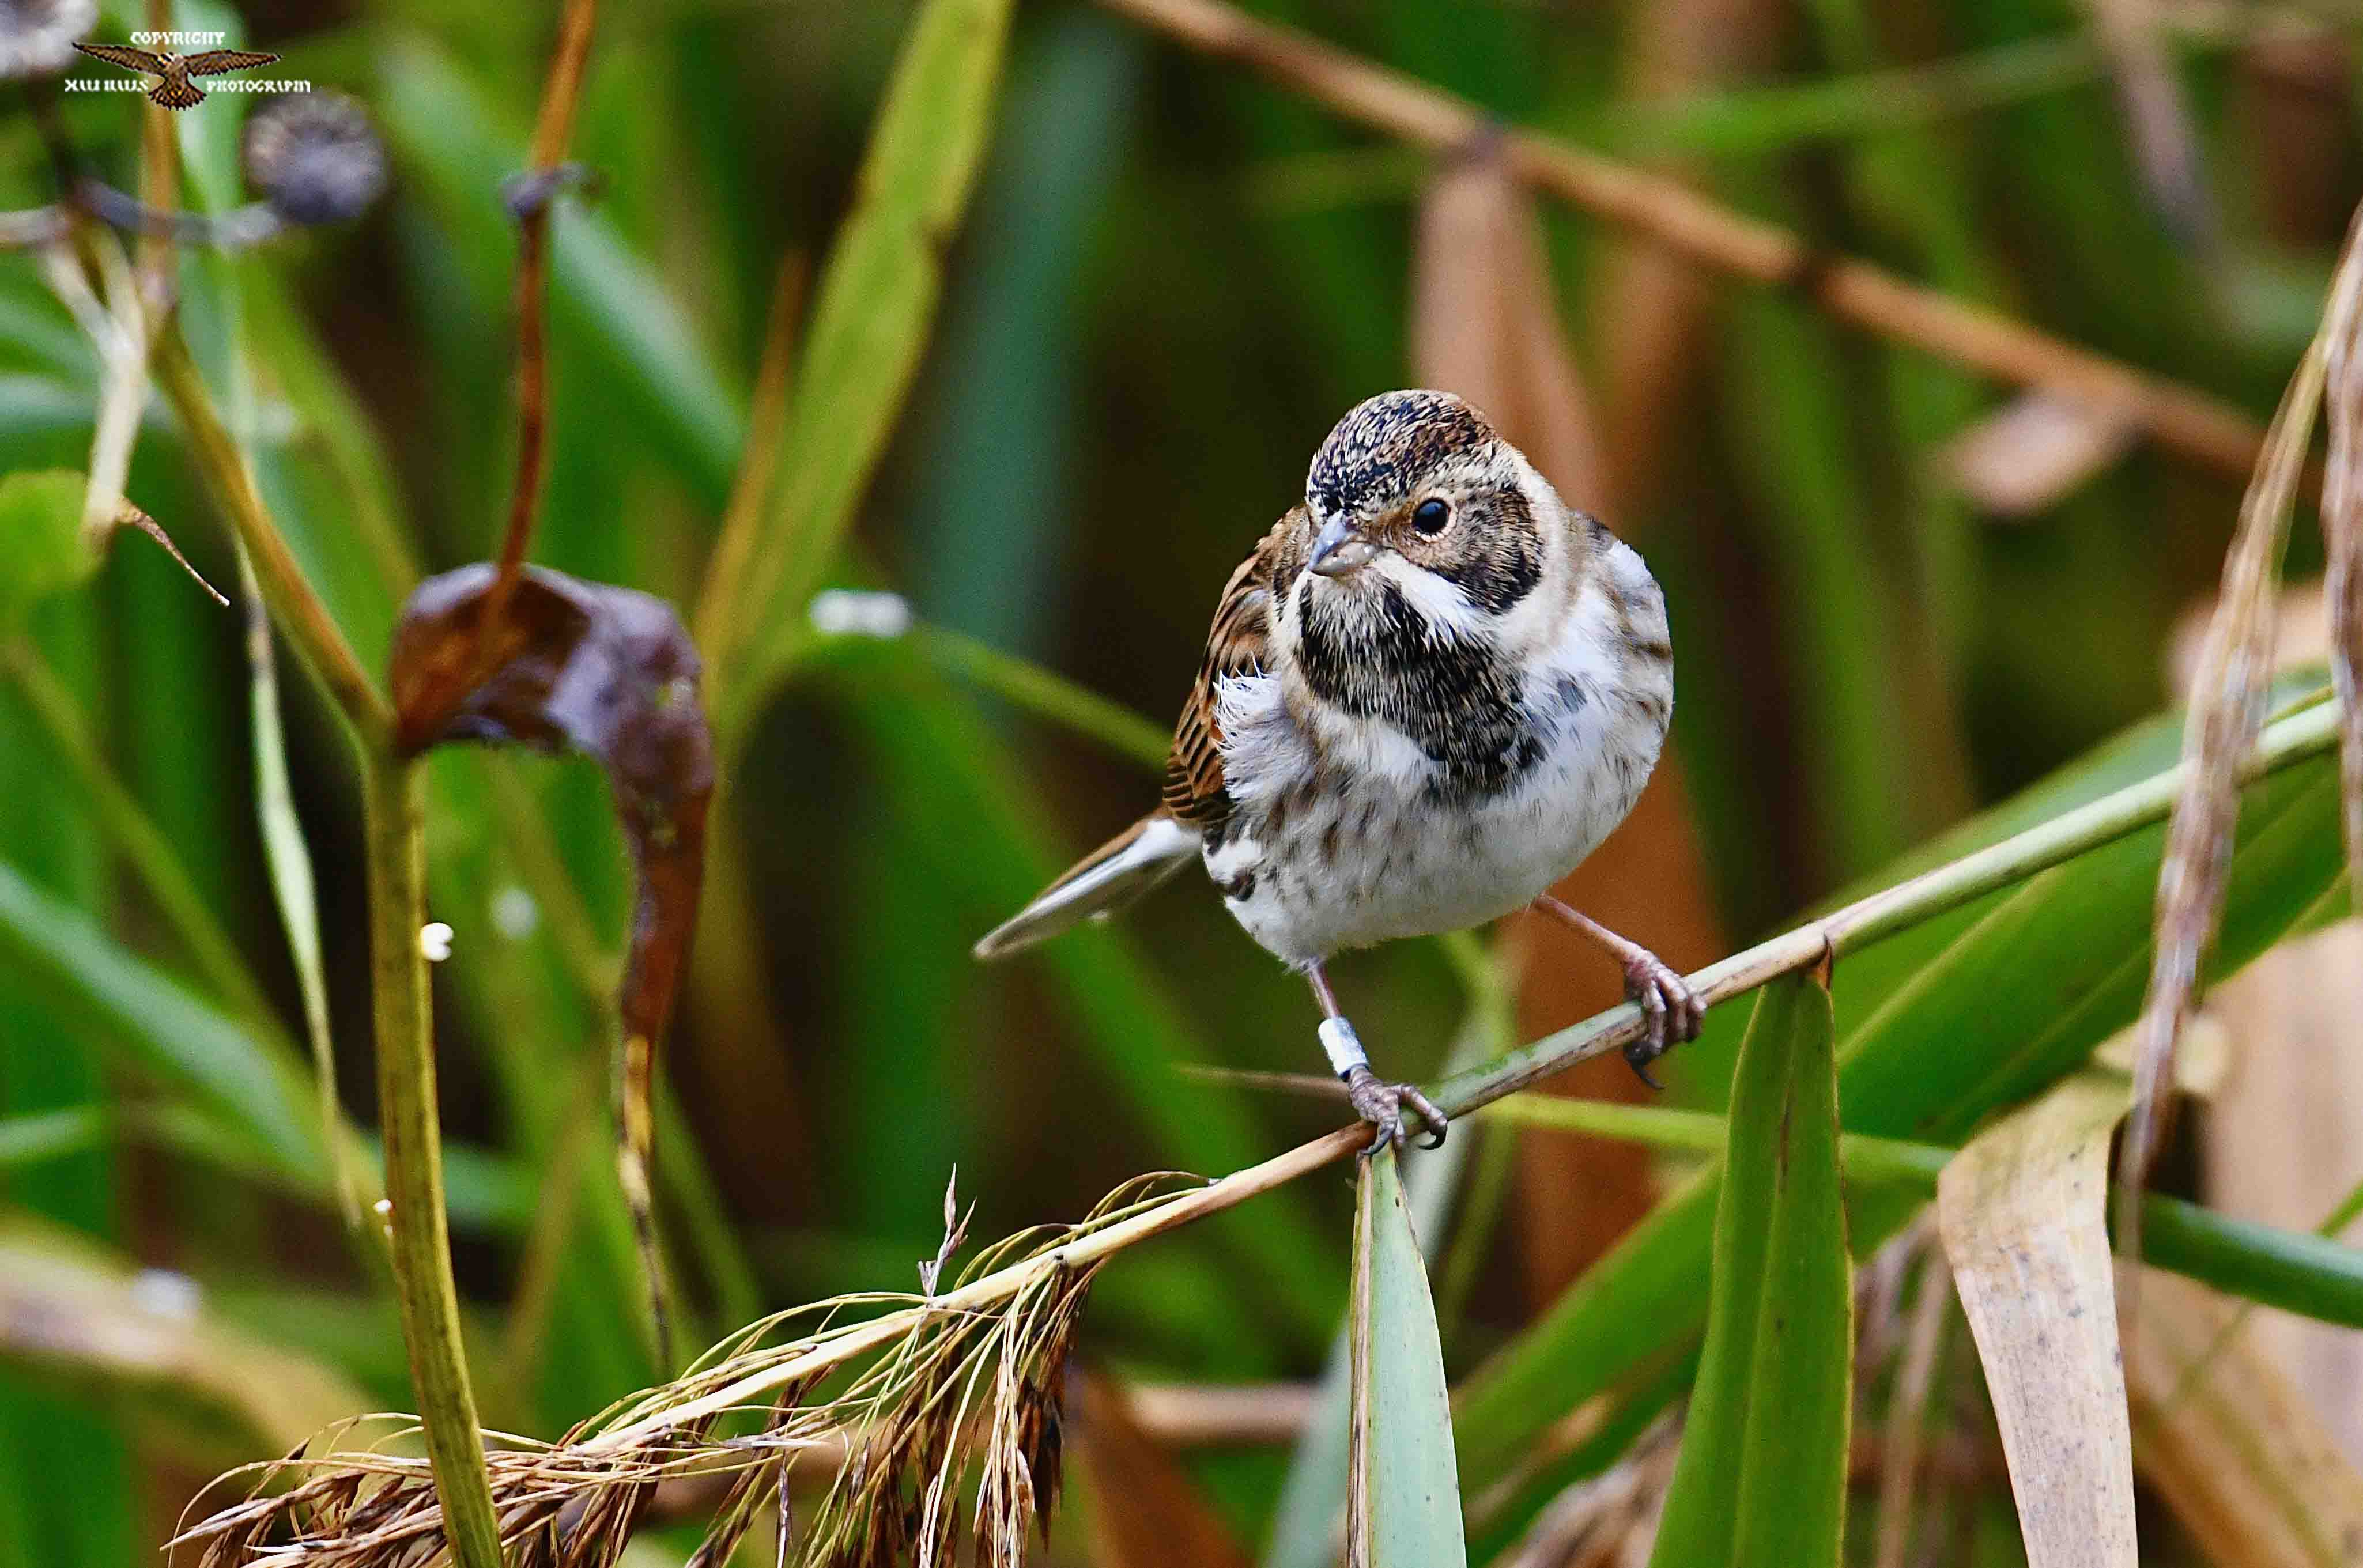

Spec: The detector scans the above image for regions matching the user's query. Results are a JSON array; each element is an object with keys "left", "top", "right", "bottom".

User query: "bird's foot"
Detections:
[
  {"left": 1343, "top": 1064, "right": 1448, "bottom": 1155},
  {"left": 1620, "top": 950, "right": 1705, "bottom": 1090}
]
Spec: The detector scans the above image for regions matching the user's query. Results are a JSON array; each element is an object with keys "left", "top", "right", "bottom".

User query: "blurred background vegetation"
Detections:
[{"left": 5, "top": 0, "right": 2363, "bottom": 1561}]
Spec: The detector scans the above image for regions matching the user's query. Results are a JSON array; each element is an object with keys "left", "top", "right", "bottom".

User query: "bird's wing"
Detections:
[
  {"left": 183, "top": 50, "right": 278, "bottom": 75},
  {"left": 73, "top": 43, "right": 167, "bottom": 75},
  {"left": 1162, "top": 509, "right": 1302, "bottom": 828}
]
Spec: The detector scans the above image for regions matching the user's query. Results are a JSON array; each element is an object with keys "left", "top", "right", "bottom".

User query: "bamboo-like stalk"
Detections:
[
  {"left": 1433, "top": 696, "right": 2339, "bottom": 1111},
  {"left": 1092, "top": 0, "right": 2267, "bottom": 481},
  {"left": 363, "top": 753, "right": 505, "bottom": 1568},
  {"left": 1488, "top": 1093, "right": 2363, "bottom": 1327}
]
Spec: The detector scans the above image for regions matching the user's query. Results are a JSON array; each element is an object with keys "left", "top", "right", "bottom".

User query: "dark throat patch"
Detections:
[{"left": 1296, "top": 580, "right": 1542, "bottom": 803}]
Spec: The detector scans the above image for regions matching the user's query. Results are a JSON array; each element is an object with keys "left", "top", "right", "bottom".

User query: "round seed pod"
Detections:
[{"left": 243, "top": 92, "right": 387, "bottom": 225}]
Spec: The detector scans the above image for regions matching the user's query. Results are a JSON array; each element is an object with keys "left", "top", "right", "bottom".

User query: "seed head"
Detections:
[{"left": 244, "top": 93, "right": 387, "bottom": 225}]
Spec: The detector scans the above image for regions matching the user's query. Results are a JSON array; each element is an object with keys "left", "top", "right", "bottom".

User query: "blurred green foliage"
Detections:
[{"left": 1, "top": 0, "right": 2361, "bottom": 1562}]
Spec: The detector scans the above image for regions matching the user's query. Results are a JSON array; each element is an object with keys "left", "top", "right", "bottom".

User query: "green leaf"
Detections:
[
  {"left": 1453, "top": 747, "right": 2341, "bottom": 1491},
  {"left": 1488, "top": 1092, "right": 2363, "bottom": 1331},
  {"left": 0, "top": 470, "right": 95, "bottom": 625},
  {"left": 1652, "top": 972, "right": 1851, "bottom": 1568},
  {"left": 0, "top": 859, "right": 319, "bottom": 1180},
  {"left": 715, "top": 0, "right": 1018, "bottom": 731},
  {"left": 1347, "top": 1148, "right": 1466, "bottom": 1567}
]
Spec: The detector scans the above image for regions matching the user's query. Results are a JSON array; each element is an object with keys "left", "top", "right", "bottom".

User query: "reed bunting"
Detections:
[{"left": 976, "top": 390, "right": 1704, "bottom": 1151}]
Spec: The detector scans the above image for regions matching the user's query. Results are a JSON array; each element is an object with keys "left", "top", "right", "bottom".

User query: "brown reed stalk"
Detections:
[{"left": 1093, "top": 0, "right": 2268, "bottom": 481}]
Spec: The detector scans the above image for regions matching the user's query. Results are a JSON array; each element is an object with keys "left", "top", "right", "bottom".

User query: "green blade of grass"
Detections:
[
  {"left": 1266, "top": 982, "right": 1510, "bottom": 1568},
  {"left": 0, "top": 857, "right": 318, "bottom": 1180},
  {"left": 1651, "top": 973, "right": 1850, "bottom": 1568},
  {"left": 1347, "top": 1147, "right": 1467, "bottom": 1567},
  {"left": 705, "top": 0, "right": 1018, "bottom": 733},
  {"left": 236, "top": 545, "right": 360, "bottom": 1227}
]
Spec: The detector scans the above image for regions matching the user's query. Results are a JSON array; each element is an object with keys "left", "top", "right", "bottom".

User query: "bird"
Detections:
[
  {"left": 71, "top": 43, "right": 278, "bottom": 109},
  {"left": 974, "top": 388, "right": 1706, "bottom": 1152}
]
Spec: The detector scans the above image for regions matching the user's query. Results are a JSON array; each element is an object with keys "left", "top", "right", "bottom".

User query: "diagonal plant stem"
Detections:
[
  {"left": 152, "top": 328, "right": 392, "bottom": 750},
  {"left": 693, "top": 252, "right": 806, "bottom": 666},
  {"left": 564, "top": 688, "right": 2342, "bottom": 1453},
  {"left": 905, "top": 623, "right": 1172, "bottom": 770},
  {"left": 1487, "top": 1093, "right": 2363, "bottom": 1328},
  {"left": 1434, "top": 697, "right": 2339, "bottom": 1113},
  {"left": 1093, "top": 0, "right": 2267, "bottom": 480}
]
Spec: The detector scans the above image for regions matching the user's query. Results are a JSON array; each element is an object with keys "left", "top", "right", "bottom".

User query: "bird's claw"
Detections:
[
  {"left": 1344, "top": 1066, "right": 1448, "bottom": 1155},
  {"left": 1620, "top": 950, "right": 1704, "bottom": 1091}
]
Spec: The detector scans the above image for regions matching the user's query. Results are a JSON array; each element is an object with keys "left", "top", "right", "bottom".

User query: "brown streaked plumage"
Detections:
[
  {"left": 73, "top": 43, "right": 278, "bottom": 108},
  {"left": 977, "top": 390, "right": 1705, "bottom": 1151},
  {"left": 1162, "top": 513, "right": 1292, "bottom": 828}
]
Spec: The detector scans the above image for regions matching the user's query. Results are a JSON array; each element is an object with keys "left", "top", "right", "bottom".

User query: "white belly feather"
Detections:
[{"left": 1204, "top": 600, "right": 1668, "bottom": 968}]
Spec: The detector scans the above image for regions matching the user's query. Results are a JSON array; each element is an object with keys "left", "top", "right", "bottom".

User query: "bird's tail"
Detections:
[
  {"left": 150, "top": 79, "right": 204, "bottom": 108},
  {"left": 973, "top": 811, "right": 1199, "bottom": 959}
]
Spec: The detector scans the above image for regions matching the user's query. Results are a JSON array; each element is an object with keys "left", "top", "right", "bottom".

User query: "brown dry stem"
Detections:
[
  {"left": 2120, "top": 197, "right": 2363, "bottom": 1258},
  {"left": 1094, "top": 0, "right": 2268, "bottom": 481}
]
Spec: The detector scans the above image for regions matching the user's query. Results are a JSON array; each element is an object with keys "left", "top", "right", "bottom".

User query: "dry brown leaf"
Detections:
[
  {"left": 2322, "top": 209, "right": 2363, "bottom": 964},
  {"left": 1118, "top": 1381, "right": 1315, "bottom": 1448},
  {"left": 1943, "top": 391, "right": 2139, "bottom": 517},
  {"left": 1588, "top": 0, "right": 1787, "bottom": 513},
  {"left": 1938, "top": 1068, "right": 2139, "bottom": 1567},
  {"left": 390, "top": 562, "right": 716, "bottom": 1367},
  {"left": 2243, "top": 27, "right": 2353, "bottom": 248},
  {"left": 1410, "top": 137, "right": 1601, "bottom": 502},
  {"left": 1501, "top": 1413, "right": 1679, "bottom": 1568},
  {"left": 2200, "top": 923, "right": 2363, "bottom": 1466},
  {"left": 2126, "top": 1269, "right": 2363, "bottom": 1566},
  {"left": 2121, "top": 201, "right": 2363, "bottom": 1256},
  {"left": 1069, "top": 1371, "right": 1253, "bottom": 1568},
  {"left": 1870, "top": 1252, "right": 1953, "bottom": 1568},
  {"left": 2164, "top": 579, "right": 2363, "bottom": 1461}
]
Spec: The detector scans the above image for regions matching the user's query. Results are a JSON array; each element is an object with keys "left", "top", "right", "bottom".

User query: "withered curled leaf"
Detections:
[{"left": 390, "top": 562, "right": 714, "bottom": 1365}]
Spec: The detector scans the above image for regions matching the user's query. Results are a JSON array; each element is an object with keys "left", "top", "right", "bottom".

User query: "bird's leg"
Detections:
[
  {"left": 1530, "top": 895, "right": 1705, "bottom": 1089},
  {"left": 1308, "top": 962, "right": 1446, "bottom": 1155}
]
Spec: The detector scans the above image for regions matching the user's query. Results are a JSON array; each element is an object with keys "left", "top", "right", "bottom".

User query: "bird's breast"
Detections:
[{"left": 1201, "top": 611, "right": 1669, "bottom": 965}]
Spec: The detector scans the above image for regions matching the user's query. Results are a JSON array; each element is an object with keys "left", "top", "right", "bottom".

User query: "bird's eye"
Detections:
[{"left": 1411, "top": 497, "right": 1451, "bottom": 536}]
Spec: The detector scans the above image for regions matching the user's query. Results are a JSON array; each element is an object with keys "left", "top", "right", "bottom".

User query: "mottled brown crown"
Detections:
[{"left": 1304, "top": 388, "right": 1500, "bottom": 522}]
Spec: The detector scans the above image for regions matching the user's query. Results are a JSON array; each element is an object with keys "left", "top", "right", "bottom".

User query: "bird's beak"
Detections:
[{"left": 1309, "top": 515, "right": 1378, "bottom": 577}]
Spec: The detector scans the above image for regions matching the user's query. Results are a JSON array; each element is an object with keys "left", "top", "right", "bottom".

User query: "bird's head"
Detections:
[{"left": 1294, "top": 388, "right": 1570, "bottom": 635}]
